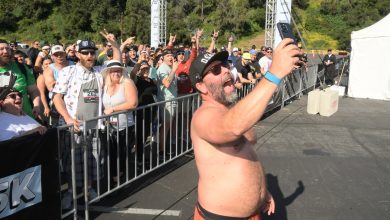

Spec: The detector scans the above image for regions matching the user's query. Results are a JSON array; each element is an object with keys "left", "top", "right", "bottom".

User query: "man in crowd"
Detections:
[
  {"left": 52, "top": 31, "right": 120, "bottom": 208},
  {"left": 0, "top": 88, "right": 47, "bottom": 141},
  {"left": 27, "top": 40, "right": 40, "bottom": 65},
  {"left": 65, "top": 43, "right": 78, "bottom": 62},
  {"left": 43, "top": 44, "right": 74, "bottom": 126},
  {"left": 9, "top": 42, "right": 18, "bottom": 53},
  {"left": 14, "top": 50, "right": 28, "bottom": 65},
  {"left": 257, "top": 46, "right": 267, "bottom": 61},
  {"left": 175, "top": 30, "right": 202, "bottom": 95},
  {"left": 249, "top": 44, "right": 257, "bottom": 56},
  {"left": 156, "top": 49, "right": 178, "bottom": 156},
  {"left": 259, "top": 47, "right": 273, "bottom": 75},
  {"left": 189, "top": 38, "right": 301, "bottom": 219},
  {"left": 235, "top": 52, "right": 257, "bottom": 84},
  {"left": 0, "top": 39, "right": 41, "bottom": 118},
  {"left": 97, "top": 41, "right": 112, "bottom": 65},
  {"left": 249, "top": 50, "right": 262, "bottom": 79},
  {"left": 53, "top": 31, "right": 119, "bottom": 133},
  {"left": 323, "top": 48, "right": 337, "bottom": 85}
]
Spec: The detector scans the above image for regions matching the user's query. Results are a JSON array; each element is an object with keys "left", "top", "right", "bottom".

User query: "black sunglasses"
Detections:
[
  {"left": 204, "top": 62, "right": 231, "bottom": 78},
  {"left": 177, "top": 52, "right": 185, "bottom": 56},
  {"left": 80, "top": 51, "right": 96, "bottom": 56},
  {"left": 6, "top": 92, "right": 22, "bottom": 100}
]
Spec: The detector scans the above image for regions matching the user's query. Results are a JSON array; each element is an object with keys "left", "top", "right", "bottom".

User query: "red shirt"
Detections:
[{"left": 176, "top": 47, "right": 197, "bottom": 94}]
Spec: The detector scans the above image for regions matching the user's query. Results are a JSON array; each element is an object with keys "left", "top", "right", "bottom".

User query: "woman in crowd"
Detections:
[
  {"left": 131, "top": 61, "right": 157, "bottom": 169},
  {"left": 102, "top": 60, "right": 138, "bottom": 183},
  {"left": 34, "top": 45, "right": 50, "bottom": 75},
  {"left": 36, "top": 58, "right": 52, "bottom": 125}
]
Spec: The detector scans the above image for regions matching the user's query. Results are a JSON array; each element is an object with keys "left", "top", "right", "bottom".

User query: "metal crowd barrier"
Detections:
[{"left": 58, "top": 56, "right": 348, "bottom": 219}]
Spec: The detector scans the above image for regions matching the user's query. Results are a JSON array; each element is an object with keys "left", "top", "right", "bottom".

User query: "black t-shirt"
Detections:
[
  {"left": 250, "top": 61, "right": 260, "bottom": 74},
  {"left": 135, "top": 76, "right": 157, "bottom": 106},
  {"left": 234, "top": 58, "right": 252, "bottom": 79},
  {"left": 127, "top": 58, "right": 137, "bottom": 67},
  {"left": 256, "top": 52, "right": 264, "bottom": 61},
  {"left": 27, "top": 48, "right": 39, "bottom": 64}
]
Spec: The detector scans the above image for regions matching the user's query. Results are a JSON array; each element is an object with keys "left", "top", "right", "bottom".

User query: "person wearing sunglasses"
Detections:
[
  {"left": 235, "top": 52, "right": 257, "bottom": 84},
  {"left": 42, "top": 44, "right": 75, "bottom": 126},
  {"left": 0, "top": 89, "right": 47, "bottom": 141},
  {"left": 189, "top": 38, "right": 301, "bottom": 220},
  {"left": 259, "top": 47, "right": 273, "bottom": 76},
  {"left": 26, "top": 40, "right": 41, "bottom": 66},
  {"left": 51, "top": 31, "right": 120, "bottom": 206}
]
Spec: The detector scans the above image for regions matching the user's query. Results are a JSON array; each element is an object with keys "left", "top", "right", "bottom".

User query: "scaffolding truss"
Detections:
[
  {"left": 265, "top": 0, "right": 277, "bottom": 48},
  {"left": 159, "top": 0, "right": 167, "bottom": 45}
]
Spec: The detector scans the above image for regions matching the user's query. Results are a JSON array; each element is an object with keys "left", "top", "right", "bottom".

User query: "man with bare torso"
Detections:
[{"left": 189, "top": 39, "right": 301, "bottom": 219}]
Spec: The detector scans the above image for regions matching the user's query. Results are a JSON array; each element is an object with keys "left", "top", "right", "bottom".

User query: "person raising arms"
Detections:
[{"left": 189, "top": 38, "right": 301, "bottom": 219}]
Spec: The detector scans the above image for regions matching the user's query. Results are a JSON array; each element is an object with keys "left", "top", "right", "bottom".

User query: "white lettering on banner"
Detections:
[{"left": 0, "top": 165, "right": 42, "bottom": 218}]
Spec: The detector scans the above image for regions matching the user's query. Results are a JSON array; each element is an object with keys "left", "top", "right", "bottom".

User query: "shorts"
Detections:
[
  {"left": 162, "top": 101, "right": 177, "bottom": 121},
  {"left": 177, "top": 94, "right": 194, "bottom": 115},
  {"left": 194, "top": 202, "right": 261, "bottom": 220}
]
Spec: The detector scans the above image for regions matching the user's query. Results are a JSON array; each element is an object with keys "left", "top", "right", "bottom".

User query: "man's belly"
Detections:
[{"left": 196, "top": 150, "right": 266, "bottom": 217}]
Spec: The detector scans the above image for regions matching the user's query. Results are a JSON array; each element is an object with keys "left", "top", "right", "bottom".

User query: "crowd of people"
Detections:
[
  {"left": 0, "top": 29, "right": 283, "bottom": 142},
  {"left": 1, "top": 29, "right": 315, "bottom": 216}
]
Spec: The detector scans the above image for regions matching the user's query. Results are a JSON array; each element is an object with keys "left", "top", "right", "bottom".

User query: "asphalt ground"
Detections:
[{"left": 73, "top": 94, "right": 390, "bottom": 220}]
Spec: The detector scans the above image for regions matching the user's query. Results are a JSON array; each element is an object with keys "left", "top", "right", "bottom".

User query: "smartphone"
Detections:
[{"left": 277, "top": 22, "right": 296, "bottom": 44}]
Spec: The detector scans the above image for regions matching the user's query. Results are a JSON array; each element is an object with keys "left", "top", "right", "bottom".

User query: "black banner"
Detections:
[{"left": 0, "top": 128, "right": 61, "bottom": 220}]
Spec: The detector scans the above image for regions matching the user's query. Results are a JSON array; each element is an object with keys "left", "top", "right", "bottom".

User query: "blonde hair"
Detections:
[{"left": 104, "top": 68, "right": 128, "bottom": 88}]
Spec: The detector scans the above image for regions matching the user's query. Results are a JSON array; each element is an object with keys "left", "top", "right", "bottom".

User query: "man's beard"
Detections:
[
  {"left": 79, "top": 58, "right": 95, "bottom": 69},
  {"left": 206, "top": 82, "right": 237, "bottom": 106},
  {"left": 0, "top": 56, "right": 11, "bottom": 66}
]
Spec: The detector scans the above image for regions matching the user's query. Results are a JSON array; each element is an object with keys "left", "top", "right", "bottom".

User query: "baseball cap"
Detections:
[
  {"left": 42, "top": 45, "right": 50, "bottom": 50},
  {"left": 77, "top": 40, "right": 98, "bottom": 52},
  {"left": 189, "top": 51, "right": 229, "bottom": 87},
  {"left": 0, "top": 88, "right": 22, "bottom": 101},
  {"left": 242, "top": 52, "right": 251, "bottom": 60},
  {"left": 51, "top": 45, "right": 65, "bottom": 54},
  {"left": 232, "top": 47, "right": 239, "bottom": 52},
  {"left": 161, "top": 49, "right": 173, "bottom": 57},
  {"left": 140, "top": 61, "right": 150, "bottom": 70},
  {"left": 249, "top": 49, "right": 257, "bottom": 55}
]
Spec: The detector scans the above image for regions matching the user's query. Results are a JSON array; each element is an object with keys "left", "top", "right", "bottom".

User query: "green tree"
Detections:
[{"left": 123, "top": 0, "right": 150, "bottom": 44}]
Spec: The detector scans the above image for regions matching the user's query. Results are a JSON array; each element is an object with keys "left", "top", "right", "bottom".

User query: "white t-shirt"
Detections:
[
  {"left": 0, "top": 112, "right": 41, "bottom": 141},
  {"left": 259, "top": 56, "right": 272, "bottom": 73},
  {"left": 230, "top": 66, "right": 238, "bottom": 82}
]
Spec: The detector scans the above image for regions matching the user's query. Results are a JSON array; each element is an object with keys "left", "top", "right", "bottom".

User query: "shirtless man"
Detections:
[{"left": 189, "top": 38, "right": 301, "bottom": 219}]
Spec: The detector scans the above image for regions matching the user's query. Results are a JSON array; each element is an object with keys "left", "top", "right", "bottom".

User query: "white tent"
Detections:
[{"left": 349, "top": 14, "right": 390, "bottom": 100}]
